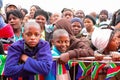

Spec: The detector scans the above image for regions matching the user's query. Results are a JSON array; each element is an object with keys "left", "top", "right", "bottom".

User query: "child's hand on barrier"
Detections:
[
  {"left": 94, "top": 53, "right": 105, "bottom": 61},
  {"left": 110, "top": 52, "right": 120, "bottom": 61},
  {"left": 58, "top": 53, "right": 70, "bottom": 64}
]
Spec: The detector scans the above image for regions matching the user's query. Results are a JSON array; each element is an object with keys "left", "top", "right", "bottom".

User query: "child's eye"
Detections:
[
  {"left": 65, "top": 40, "right": 70, "bottom": 44},
  {"left": 34, "top": 33, "right": 40, "bottom": 37},
  {"left": 26, "top": 33, "right": 32, "bottom": 37},
  {"left": 57, "top": 41, "right": 62, "bottom": 43}
]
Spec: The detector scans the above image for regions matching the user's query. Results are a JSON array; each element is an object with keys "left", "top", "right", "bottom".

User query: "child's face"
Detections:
[
  {"left": 71, "top": 22, "right": 82, "bottom": 36},
  {"left": 52, "top": 34, "right": 70, "bottom": 53},
  {"left": 23, "top": 25, "right": 41, "bottom": 48},
  {"left": 107, "top": 31, "right": 120, "bottom": 51}
]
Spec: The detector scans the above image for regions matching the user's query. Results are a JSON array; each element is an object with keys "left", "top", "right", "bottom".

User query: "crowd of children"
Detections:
[{"left": 0, "top": 0, "right": 120, "bottom": 80}]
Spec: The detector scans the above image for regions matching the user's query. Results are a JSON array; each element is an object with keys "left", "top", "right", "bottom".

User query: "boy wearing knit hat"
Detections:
[{"left": 71, "top": 17, "right": 84, "bottom": 38}]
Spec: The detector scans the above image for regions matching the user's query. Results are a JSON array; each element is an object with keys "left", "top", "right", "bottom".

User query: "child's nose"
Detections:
[
  {"left": 61, "top": 42, "right": 66, "bottom": 46},
  {"left": 31, "top": 35, "right": 36, "bottom": 39}
]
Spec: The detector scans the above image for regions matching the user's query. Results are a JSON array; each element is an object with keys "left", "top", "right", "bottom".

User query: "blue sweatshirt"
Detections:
[
  {"left": 4, "top": 39, "right": 52, "bottom": 80},
  {"left": 45, "top": 46, "right": 61, "bottom": 80}
]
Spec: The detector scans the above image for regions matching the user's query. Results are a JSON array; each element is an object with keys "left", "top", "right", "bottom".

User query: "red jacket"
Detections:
[{"left": 0, "top": 24, "right": 14, "bottom": 50}]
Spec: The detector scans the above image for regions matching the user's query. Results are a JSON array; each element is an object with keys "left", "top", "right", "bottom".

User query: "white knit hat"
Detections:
[{"left": 91, "top": 29, "right": 112, "bottom": 53}]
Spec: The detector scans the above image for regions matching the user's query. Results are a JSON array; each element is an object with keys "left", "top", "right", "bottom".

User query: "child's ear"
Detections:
[{"left": 51, "top": 39, "right": 54, "bottom": 45}]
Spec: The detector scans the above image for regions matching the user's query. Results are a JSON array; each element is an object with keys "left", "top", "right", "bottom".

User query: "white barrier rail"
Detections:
[{"left": 53, "top": 56, "right": 120, "bottom": 63}]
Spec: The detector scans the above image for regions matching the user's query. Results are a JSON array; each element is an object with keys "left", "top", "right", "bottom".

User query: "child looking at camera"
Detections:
[{"left": 4, "top": 20, "right": 52, "bottom": 80}]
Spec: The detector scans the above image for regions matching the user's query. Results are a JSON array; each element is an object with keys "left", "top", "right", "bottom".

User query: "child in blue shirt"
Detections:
[
  {"left": 45, "top": 29, "right": 70, "bottom": 80},
  {"left": 4, "top": 20, "right": 52, "bottom": 80}
]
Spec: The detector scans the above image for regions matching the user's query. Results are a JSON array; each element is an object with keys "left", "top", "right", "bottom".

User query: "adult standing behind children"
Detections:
[
  {"left": 81, "top": 15, "right": 97, "bottom": 40},
  {"left": 34, "top": 9, "right": 50, "bottom": 41},
  {"left": 4, "top": 20, "right": 52, "bottom": 80}
]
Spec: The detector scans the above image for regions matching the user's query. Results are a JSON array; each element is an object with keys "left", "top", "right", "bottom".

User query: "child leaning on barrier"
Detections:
[
  {"left": 91, "top": 28, "right": 120, "bottom": 80},
  {"left": 54, "top": 19, "right": 94, "bottom": 80},
  {"left": 45, "top": 29, "right": 71, "bottom": 80},
  {"left": 54, "top": 19, "right": 94, "bottom": 63},
  {"left": 91, "top": 29, "right": 120, "bottom": 60},
  {"left": 4, "top": 21, "right": 52, "bottom": 80}
]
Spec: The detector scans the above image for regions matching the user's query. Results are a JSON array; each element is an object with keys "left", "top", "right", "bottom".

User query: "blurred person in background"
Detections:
[
  {"left": 20, "top": 8, "right": 28, "bottom": 18},
  {"left": 74, "top": 10, "right": 85, "bottom": 21},
  {"left": 29, "top": 5, "right": 41, "bottom": 19},
  {"left": 96, "top": 10, "right": 110, "bottom": 28},
  {"left": 62, "top": 8, "right": 74, "bottom": 21}
]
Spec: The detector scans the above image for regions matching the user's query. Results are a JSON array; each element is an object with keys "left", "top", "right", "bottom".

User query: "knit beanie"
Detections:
[
  {"left": 84, "top": 15, "right": 96, "bottom": 25},
  {"left": 91, "top": 29, "right": 112, "bottom": 53},
  {"left": 71, "top": 17, "right": 84, "bottom": 28},
  {"left": 34, "top": 10, "right": 49, "bottom": 21},
  {"left": 115, "top": 15, "right": 120, "bottom": 25}
]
